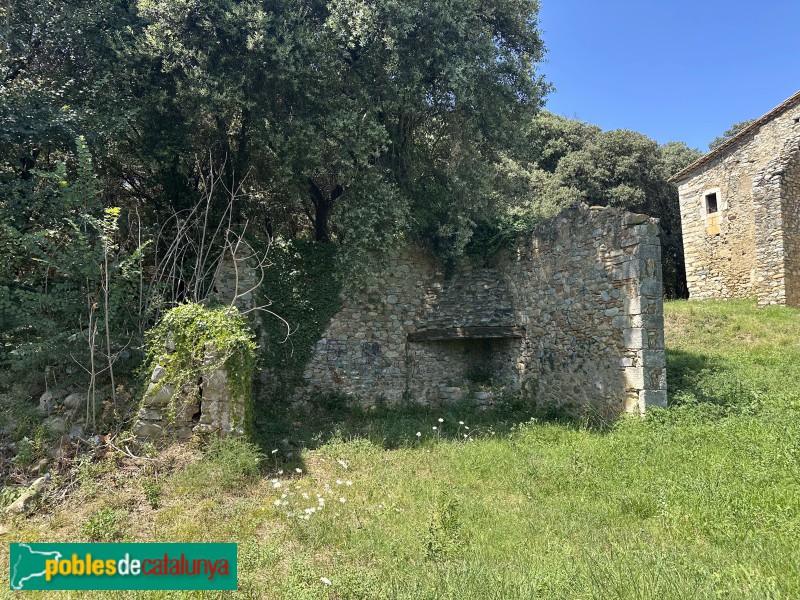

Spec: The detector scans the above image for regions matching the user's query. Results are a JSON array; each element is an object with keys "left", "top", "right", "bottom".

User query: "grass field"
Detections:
[{"left": 2, "top": 299, "right": 800, "bottom": 599}]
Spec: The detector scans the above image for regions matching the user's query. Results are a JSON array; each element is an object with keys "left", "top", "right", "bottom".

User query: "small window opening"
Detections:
[{"left": 705, "top": 192, "right": 718, "bottom": 214}]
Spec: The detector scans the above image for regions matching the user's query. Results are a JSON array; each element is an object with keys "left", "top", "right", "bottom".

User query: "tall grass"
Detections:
[{"left": 3, "top": 299, "right": 799, "bottom": 599}]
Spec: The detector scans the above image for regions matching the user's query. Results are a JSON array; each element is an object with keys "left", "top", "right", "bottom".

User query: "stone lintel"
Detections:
[{"left": 408, "top": 326, "right": 525, "bottom": 342}]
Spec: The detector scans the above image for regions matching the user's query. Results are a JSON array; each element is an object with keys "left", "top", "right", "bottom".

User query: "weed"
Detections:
[
  {"left": 141, "top": 478, "right": 162, "bottom": 509},
  {"left": 175, "top": 436, "right": 264, "bottom": 494},
  {"left": 81, "top": 508, "right": 125, "bottom": 541},
  {"left": 425, "top": 492, "right": 464, "bottom": 562},
  {"left": 0, "top": 486, "right": 22, "bottom": 509}
]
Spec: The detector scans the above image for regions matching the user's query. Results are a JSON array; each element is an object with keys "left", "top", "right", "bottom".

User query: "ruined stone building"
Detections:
[
  {"left": 138, "top": 204, "right": 668, "bottom": 441},
  {"left": 671, "top": 90, "right": 800, "bottom": 306},
  {"left": 303, "top": 205, "right": 667, "bottom": 418}
]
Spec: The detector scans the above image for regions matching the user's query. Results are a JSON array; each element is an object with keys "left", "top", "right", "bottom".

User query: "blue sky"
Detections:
[{"left": 537, "top": 0, "right": 800, "bottom": 151}]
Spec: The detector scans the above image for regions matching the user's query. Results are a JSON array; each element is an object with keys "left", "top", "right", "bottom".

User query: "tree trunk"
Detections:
[{"left": 308, "top": 179, "right": 344, "bottom": 242}]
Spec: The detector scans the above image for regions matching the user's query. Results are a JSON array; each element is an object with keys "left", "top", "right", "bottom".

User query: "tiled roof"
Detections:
[{"left": 669, "top": 90, "right": 800, "bottom": 183}]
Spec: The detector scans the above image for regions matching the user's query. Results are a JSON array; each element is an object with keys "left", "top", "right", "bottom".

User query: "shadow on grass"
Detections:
[
  {"left": 247, "top": 347, "right": 765, "bottom": 471},
  {"left": 251, "top": 391, "right": 599, "bottom": 463},
  {"left": 666, "top": 347, "right": 764, "bottom": 414}
]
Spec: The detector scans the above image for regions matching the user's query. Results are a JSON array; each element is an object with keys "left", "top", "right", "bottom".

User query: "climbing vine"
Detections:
[
  {"left": 143, "top": 303, "right": 257, "bottom": 433},
  {"left": 256, "top": 239, "right": 341, "bottom": 401}
]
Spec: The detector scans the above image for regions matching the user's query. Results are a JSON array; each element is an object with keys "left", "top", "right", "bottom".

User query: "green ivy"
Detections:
[
  {"left": 143, "top": 303, "right": 257, "bottom": 435},
  {"left": 256, "top": 239, "right": 341, "bottom": 402}
]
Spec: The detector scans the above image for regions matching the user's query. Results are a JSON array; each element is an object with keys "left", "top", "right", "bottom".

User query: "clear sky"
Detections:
[{"left": 537, "top": 0, "right": 800, "bottom": 151}]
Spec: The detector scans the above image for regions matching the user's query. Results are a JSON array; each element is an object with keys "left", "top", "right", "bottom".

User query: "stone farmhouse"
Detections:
[{"left": 671, "top": 90, "right": 800, "bottom": 306}]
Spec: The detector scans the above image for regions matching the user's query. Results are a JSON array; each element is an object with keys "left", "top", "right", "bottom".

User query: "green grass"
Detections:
[{"left": 2, "top": 299, "right": 799, "bottom": 599}]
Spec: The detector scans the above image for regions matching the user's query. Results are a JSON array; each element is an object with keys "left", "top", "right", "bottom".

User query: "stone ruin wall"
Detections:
[
  {"left": 133, "top": 349, "right": 247, "bottom": 442},
  {"left": 677, "top": 100, "right": 800, "bottom": 306},
  {"left": 303, "top": 205, "right": 667, "bottom": 418},
  {"left": 132, "top": 254, "right": 261, "bottom": 442}
]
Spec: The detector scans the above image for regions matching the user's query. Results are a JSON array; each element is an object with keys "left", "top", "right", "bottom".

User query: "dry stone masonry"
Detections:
[
  {"left": 133, "top": 347, "right": 247, "bottom": 441},
  {"left": 672, "top": 90, "right": 800, "bottom": 306},
  {"left": 303, "top": 204, "right": 667, "bottom": 418}
]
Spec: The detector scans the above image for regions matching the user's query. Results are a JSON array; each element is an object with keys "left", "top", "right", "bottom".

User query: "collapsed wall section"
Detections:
[{"left": 303, "top": 204, "right": 666, "bottom": 417}]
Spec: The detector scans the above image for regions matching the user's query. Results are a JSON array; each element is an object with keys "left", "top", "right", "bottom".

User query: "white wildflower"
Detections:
[
  {"left": 416, "top": 431, "right": 422, "bottom": 437},
  {"left": 274, "top": 500, "right": 281, "bottom": 506},
  {"left": 432, "top": 426, "right": 437, "bottom": 431},
  {"left": 271, "top": 449, "right": 278, "bottom": 454},
  {"left": 459, "top": 421, "right": 464, "bottom": 425},
  {"left": 345, "top": 481, "right": 352, "bottom": 486},
  {"left": 272, "top": 482, "right": 281, "bottom": 489},
  {"left": 337, "top": 459, "right": 348, "bottom": 469},
  {"left": 339, "top": 497, "right": 346, "bottom": 503},
  {"left": 295, "top": 467, "right": 302, "bottom": 474},
  {"left": 438, "top": 418, "right": 444, "bottom": 423},
  {"left": 336, "top": 480, "right": 343, "bottom": 485},
  {"left": 320, "top": 577, "right": 332, "bottom": 586}
]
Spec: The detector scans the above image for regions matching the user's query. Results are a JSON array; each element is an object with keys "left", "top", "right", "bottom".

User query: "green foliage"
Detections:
[
  {"left": 176, "top": 436, "right": 264, "bottom": 494},
  {"left": 0, "top": 485, "right": 23, "bottom": 509},
  {"left": 425, "top": 492, "right": 464, "bottom": 562},
  {"left": 479, "top": 112, "right": 703, "bottom": 298},
  {"left": 709, "top": 119, "right": 756, "bottom": 150},
  {"left": 12, "top": 300, "right": 800, "bottom": 598},
  {"left": 143, "top": 303, "right": 257, "bottom": 433},
  {"left": 11, "top": 429, "right": 50, "bottom": 471},
  {"left": 5, "top": 0, "right": 551, "bottom": 287},
  {"left": 0, "top": 394, "right": 42, "bottom": 445},
  {"left": 141, "top": 478, "right": 163, "bottom": 509},
  {"left": 81, "top": 507, "right": 126, "bottom": 542},
  {"left": 257, "top": 240, "right": 341, "bottom": 403},
  {"left": 0, "top": 137, "right": 141, "bottom": 382}
]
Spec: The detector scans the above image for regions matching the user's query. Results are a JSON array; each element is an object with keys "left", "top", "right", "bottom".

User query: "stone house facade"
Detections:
[{"left": 671, "top": 90, "right": 800, "bottom": 306}]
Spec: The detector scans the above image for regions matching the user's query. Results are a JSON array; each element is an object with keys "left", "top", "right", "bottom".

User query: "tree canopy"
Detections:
[
  {"left": 708, "top": 119, "right": 755, "bottom": 151},
  {"left": 0, "top": 0, "right": 702, "bottom": 380},
  {"left": 472, "top": 112, "right": 702, "bottom": 298}
]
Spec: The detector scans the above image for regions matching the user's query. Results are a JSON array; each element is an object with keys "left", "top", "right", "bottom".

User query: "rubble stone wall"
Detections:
[
  {"left": 676, "top": 100, "right": 800, "bottom": 306},
  {"left": 302, "top": 205, "right": 667, "bottom": 417},
  {"left": 783, "top": 153, "right": 800, "bottom": 307}
]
